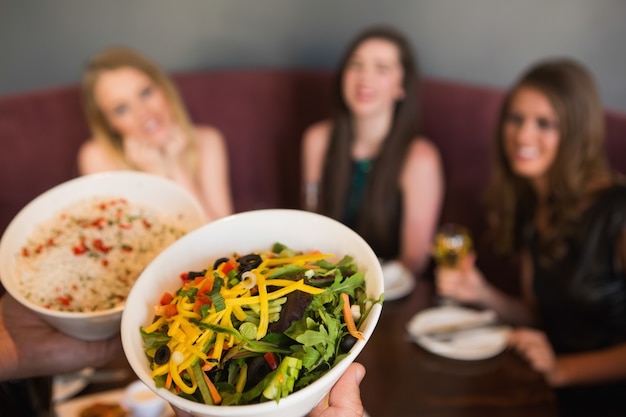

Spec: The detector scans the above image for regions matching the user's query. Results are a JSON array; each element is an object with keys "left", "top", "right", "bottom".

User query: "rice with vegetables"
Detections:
[{"left": 16, "top": 196, "right": 187, "bottom": 312}]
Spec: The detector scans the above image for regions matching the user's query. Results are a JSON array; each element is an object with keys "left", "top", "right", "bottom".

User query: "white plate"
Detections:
[
  {"left": 406, "top": 305, "right": 511, "bottom": 360},
  {"left": 53, "top": 367, "right": 95, "bottom": 403},
  {"left": 55, "top": 387, "right": 174, "bottom": 417},
  {"left": 381, "top": 260, "right": 415, "bottom": 300}
]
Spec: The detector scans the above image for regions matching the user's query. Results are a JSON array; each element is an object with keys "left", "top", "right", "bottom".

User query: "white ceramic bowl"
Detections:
[
  {"left": 121, "top": 209, "right": 383, "bottom": 417},
  {"left": 0, "top": 171, "right": 207, "bottom": 341}
]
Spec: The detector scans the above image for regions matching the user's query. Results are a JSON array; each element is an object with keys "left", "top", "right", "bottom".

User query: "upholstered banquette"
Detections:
[{"left": 2, "top": 70, "right": 626, "bottom": 294}]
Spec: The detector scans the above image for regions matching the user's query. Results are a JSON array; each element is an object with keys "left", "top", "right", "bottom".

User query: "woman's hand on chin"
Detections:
[{"left": 123, "top": 136, "right": 165, "bottom": 175}]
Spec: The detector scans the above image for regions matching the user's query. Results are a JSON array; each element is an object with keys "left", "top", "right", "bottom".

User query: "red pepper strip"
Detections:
[
  {"left": 73, "top": 243, "right": 88, "bottom": 255},
  {"left": 264, "top": 352, "right": 279, "bottom": 370},
  {"left": 221, "top": 258, "right": 237, "bottom": 275},
  {"left": 160, "top": 292, "right": 174, "bottom": 305},
  {"left": 341, "top": 293, "right": 364, "bottom": 341},
  {"left": 193, "top": 294, "right": 212, "bottom": 315},
  {"left": 155, "top": 304, "right": 177, "bottom": 318},
  {"left": 198, "top": 276, "right": 214, "bottom": 294},
  {"left": 92, "top": 238, "right": 111, "bottom": 253},
  {"left": 58, "top": 296, "right": 72, "bottom": 307}
]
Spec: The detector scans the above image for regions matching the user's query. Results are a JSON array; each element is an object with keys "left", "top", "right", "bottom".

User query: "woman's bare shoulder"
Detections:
[
  {"left": 77, "top": 139, "right": 116, "bottom": 174},
  {"left": 304, "top": 120, "right": 331, "bottom": 137},
  {"left": 194, "top": 125, "right": 225, "bottom": 142},
  {"left": 407, "top": 136, "right": 442, "bottom": 163},
  {"left": 78, "top": 138, "right": 100, "bottom": 155},
  {"left": 193, "top": 125, "right": 228, "bottom": 153},
  {"left": 302, "top": 120, "right": 332, "bottom": 150}
]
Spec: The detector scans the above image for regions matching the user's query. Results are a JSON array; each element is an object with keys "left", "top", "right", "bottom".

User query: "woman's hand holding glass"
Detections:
[
  {"left": 433, "top": 224, "right": 488, "bottom": 305},
  {"left": 435, "top": 254, "right": 490, "bottom": 305}
]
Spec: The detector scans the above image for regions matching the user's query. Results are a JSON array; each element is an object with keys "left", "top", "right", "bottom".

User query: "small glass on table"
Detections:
[{"left": 432, "top": 223, "right": 474, "bottom": 305}]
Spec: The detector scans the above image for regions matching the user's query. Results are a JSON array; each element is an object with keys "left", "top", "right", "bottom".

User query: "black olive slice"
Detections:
[
  {"left": 238, "top": 254, "right": 262, "bottom": 272},
  {"left": 213, "top": 257, "right": 229, "bottom": 270},
  {"left": 154, "top": 345, "right": 171, "bottom": 365},
  {"left": 186, "top": 270, "right": 206, "bottom": 280},
  {"left": 340, "top": 334, "right": 358, "bottom": 353}
]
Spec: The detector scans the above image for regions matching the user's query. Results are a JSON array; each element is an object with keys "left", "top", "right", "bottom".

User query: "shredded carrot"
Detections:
[
  {"left": 165, "top": 372, "right": 173, "bottom": 389},
  {"left": 202, "top": 359, "right": 217, "bottom": 372},
  {"left": 341, "top": 292, "right": 364, "bottom": 340},
  {"left": 202, "top": 372, "right": 222, "bottom": 404}
]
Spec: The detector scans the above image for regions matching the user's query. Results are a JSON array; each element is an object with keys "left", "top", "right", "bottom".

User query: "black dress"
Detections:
[{"left": 530, "top": 185, "right": 626, "bottom": 417}]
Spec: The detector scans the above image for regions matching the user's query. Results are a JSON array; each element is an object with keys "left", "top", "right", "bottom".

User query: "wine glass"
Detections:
[
  {"left": 432, "top": 223, "right": 473, "bottom": 305},
  {"left": 432, "top": 223, "right": 473, "bottom": 268}
]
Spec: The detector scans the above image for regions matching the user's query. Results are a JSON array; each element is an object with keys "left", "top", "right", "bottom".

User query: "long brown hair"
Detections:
[
  {"left": 81, "top": 46, "right": 196, "bottom": 167},
  {"left": 318, "top": 26, "right": 420, "bottom": 253},
  {"left": 487, "top": 58, "right": 609, "bottom": 260}
]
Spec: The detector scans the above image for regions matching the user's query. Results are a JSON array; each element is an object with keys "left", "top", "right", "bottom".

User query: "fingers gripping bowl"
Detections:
[
  {"left": 121, "top": 209, "right": 384, "bottom": 417},
  {"left": 0, "top": 171, "right": 207, "bottom": 341}
]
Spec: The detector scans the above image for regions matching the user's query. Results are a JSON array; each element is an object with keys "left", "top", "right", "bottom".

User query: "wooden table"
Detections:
[{"left": 358, "top": 278, "right": 559, "bottom": 417}]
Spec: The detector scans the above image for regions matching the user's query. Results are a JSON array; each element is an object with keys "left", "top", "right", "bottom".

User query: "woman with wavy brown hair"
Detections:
[
  {"left": 301, "top": 26, "right": 444, "bottom": 279},
  {"left": 78, "top": 46, "right": 232, "bottom": 222},
  {"left": 437, "top": 58, "right": 626, "bottom": 416}
]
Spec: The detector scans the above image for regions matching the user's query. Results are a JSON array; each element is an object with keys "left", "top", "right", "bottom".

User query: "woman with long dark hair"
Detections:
[
  {"left": 436, "top": 58, "right": 626, "bottom": 416},
  {"left": 302, "top": 26, "right": 444, "bottom": 277}
]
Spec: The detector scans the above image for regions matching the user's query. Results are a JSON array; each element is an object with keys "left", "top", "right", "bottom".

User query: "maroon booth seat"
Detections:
[{"left": 1, "top": 69, "right": 625, "bottom": 293}]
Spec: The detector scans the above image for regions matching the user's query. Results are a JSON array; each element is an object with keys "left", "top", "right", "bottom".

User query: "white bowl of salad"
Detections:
[{"left": 121, "top": 209, "right": 384, "bottom": 417}]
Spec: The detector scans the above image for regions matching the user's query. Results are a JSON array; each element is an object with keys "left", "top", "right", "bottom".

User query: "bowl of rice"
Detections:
[
  {"left": 0, "top": 171, "right": 207, "bottom": 341},
  {"left": 121, "top": 209, "right": 384, "bottom": 417}
]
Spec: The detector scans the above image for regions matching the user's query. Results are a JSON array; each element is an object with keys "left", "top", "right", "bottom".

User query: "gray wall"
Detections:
[{"left": 1, "top": 0, "right": 625, "bottom": 112}]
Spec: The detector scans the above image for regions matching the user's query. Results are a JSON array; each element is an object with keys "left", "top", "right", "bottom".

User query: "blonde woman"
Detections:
[{"left": 78, "top": 47, "right": 232, "bottom": 222}]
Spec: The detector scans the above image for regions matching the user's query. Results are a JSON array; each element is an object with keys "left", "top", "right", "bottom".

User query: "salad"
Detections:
[{"left": 140, "top": 243, "right": 382, "bottom": 406}]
